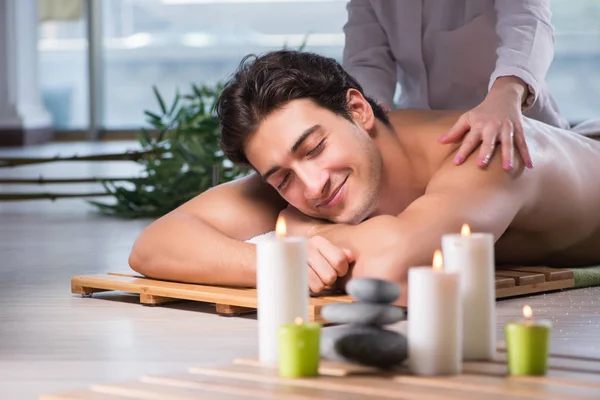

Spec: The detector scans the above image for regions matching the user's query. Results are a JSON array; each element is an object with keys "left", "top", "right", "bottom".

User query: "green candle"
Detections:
[
  {"left": 505, "top": 305, "right": 551, "bottom": 376},
  {"left": 278, "top": 317, "right": 321, "bottom": 378}
]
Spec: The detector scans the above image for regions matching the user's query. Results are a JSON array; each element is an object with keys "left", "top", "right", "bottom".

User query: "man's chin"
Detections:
[
  {"left": 309, "top": 205, "right": 369, "bottom": 225},
  {"left": 329, "top": 211, "right": 365, "bottom": 225}
]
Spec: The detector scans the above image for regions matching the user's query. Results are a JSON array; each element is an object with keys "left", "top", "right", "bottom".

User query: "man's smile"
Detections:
[{"left": 317, "top": 175, "right": 348, "bottom": 209}]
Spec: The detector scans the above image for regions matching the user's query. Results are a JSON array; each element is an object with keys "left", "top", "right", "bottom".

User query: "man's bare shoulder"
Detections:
[{"left": 387, "top": 109, "right": 462, "bottom": 129}]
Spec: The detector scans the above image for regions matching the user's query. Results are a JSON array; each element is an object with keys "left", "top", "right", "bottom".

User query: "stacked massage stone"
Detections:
[{"left": 320, "top": 277, "right": 408, "bottom": 368}]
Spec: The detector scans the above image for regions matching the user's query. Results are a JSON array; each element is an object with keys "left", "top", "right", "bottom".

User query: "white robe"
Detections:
[{"left": 342, "top": 0, "right": 570, "bottom": 129}]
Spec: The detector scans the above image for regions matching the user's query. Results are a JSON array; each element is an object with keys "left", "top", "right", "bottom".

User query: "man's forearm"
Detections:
[
  {"left": 129, "top": 212, "right": 256, "bottom": 287},
  {"left": 313, "top": 215, "right": 410, "bottom": 278},
  {"left": 313, "top": 215, "right": 411, "bottom": 306}
]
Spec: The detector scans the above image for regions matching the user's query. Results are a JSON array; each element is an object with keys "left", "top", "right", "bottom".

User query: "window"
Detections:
[
  {"left": 38, "top": 0, "right": 600, "bottom": 131},
  {"left": 548, "top": 0, "right": 600, "bottom": 124},
  {"left": 38, "top": 10, "right": 89, "bottom": 129},
  {"left": 101, "top": 0, "right": 348, "bottom": 129}
]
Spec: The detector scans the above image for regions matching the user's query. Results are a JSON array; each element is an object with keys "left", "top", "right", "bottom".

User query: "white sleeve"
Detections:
[
  {"left": 490, "top": 0, "right": 555, "bottom": 110},
  {"left": 342, "top": 0, "right": 397, "bottom": 108}
]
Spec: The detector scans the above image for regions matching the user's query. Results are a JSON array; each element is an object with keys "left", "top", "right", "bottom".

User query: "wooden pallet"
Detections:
[
  {"left": 71, "top": 266, "right": 574, "bottom": 323},
  {"left": 41, "top": 352, "right": 600, "bottom": 400},
  {"left": 494, "top": 265, "right": 574, "bottom": 298},
  {"left": 71, "top": 272, "right": 354, "bottom": 324}
]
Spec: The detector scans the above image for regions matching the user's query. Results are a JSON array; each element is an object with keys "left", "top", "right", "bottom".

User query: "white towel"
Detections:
[
  {"left": 572, "top": 119, "right": 600, "bottom": 138},
  {"left": 246, "top": 231, "right": 276, "bottom": 244}
]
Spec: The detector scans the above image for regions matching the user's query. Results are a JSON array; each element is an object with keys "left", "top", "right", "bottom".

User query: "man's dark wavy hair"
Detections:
[{"left": 215, "top": 50, "right": 390, "bottom": 167}]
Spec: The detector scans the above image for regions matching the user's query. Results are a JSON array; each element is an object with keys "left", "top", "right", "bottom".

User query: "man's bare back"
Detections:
[{"left": 389, "top": 109, "right": 600, "bottom": 267}]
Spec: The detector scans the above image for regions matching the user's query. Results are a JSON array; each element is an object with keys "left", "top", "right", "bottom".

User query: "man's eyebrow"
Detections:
[
  {"left": 291, "top": 124, "right": 321, "bottom": 153},
  {"left": 261, "top": 166, "right": 280, "bottom": 182},
  {"left": 261, "top": 124, "right": 322, "bottom": 181}
]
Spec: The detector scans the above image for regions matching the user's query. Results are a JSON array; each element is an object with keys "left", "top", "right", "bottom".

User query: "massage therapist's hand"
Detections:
[
  {"left": 438, "top": 76, "right": 534, "bottom": 170},
  {"left": 278, "top": 206, "right": 354, "bottom": 293}
]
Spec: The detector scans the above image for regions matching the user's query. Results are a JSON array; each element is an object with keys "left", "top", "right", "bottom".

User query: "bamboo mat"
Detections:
[
  {"left": 41, "top": 352, "right": 600, "bottom": 399},
  {"left": 71, "top": 266, "right": 575, "bottom": 323}
]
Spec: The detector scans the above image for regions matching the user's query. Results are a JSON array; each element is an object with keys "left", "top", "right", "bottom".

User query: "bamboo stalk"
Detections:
[
  {"left": 0, "top": 177, "right": 145, "bottom": 184},
  {"left": 0, "top": 192, "right": 111, "bottom": 201},
  {"left": 0, "top": 150, "right": 153, "bottom": 168}
]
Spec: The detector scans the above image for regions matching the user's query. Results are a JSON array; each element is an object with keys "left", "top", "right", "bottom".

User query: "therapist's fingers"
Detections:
[
  {"left": 439, "top": 114, "right": 470, "bottom": 144},
  {"left": 500, "top": 120, "right": 515, "bottom": 170},
  {"left": 513, "top": 122, "right": 533, "bottom": 168},
  {"left": 477, "top": 123, "right": 500, "bottom": 167},
  {"left": 453, "top": 125, "right": 483, "bottom": 165}
]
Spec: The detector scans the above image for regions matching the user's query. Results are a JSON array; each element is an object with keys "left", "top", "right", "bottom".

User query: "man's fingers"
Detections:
[
  {"left": 439, "top": 114, "right": 470, "bottom": 144},
  {"left": 500, "top": 120, "right": 515, "bottom": 170},
  {"left": 308, "top": 268, "right": 326, "bottom": 294},
  {"left": 514, "top": 123, "right": 533, "bottom": 168},
  {"left": 477, "top": 123, "right": 500, "bottom": 167},
  {"left": 315, "top": 236, "right": 351, "bottom": 277},
  {"left": 453, "top": 127, "right": 482, "bottom": 165},
  {"left": 308, "top": 238, "right": 338, "bottom": 285},
  {"left": 342, "top": 248, "right": 355, "bottom": 263},
  {"left": 308, "top": 251, "right": 337, "bottom": 286}
]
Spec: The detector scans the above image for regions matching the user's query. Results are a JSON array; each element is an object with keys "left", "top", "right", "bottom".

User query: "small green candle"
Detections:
[
  {"left": 505, "top": 305, "right": 551, "bottom": 376},
  {"left": 278, "top": 317, "right": 321, "bottom": 378}
]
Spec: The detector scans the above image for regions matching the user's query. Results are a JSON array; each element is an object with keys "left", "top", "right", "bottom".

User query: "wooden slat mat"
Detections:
[
  {"left": 71, "top": 266, "right": 574, "bottom": 322},
  {"left": 71, "top": 272, "right": 353, "bottom": 323},
  {"left": 41, "top": 354, "right": 600, "bottom": 400},
  {"left": 495, "top": 265, "right": 574, "bottom": 298}
]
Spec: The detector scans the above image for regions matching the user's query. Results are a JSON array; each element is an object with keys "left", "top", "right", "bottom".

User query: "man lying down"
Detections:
[{"left": 129, "top": 50, "right": 600, "bottom": 307}]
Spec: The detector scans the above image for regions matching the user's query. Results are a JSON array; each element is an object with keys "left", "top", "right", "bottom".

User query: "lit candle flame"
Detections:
[
  {"left": 433, "top": 249, "right": 443, "bottom": 271},
  {"left": 295, "top": 317, "right": 304, "bottom": 325},
  {"left": 276, "top": 216, "right": 287, "bottom": 237},
  {"left": 461, "top": 223, "right": 471, "bottom": 236},
  {"left": 523, "top": 305, "right": 533, "bottom": 319}
]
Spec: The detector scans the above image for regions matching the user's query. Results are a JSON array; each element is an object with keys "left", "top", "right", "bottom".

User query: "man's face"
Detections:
[{"left": 245, "top": 98, "right": 382, "bottom": 224}]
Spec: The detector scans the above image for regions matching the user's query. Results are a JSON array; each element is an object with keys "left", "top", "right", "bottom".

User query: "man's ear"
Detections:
[{"left": 346, "top": 88, "right": 376, "bottom": 131}]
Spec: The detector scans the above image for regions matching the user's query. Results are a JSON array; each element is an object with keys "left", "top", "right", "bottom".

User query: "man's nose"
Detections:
[{"left": 297, "top": 166, "right": 328, "bottom": 200}]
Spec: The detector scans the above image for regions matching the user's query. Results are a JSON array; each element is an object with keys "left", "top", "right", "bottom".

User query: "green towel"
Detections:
[{"left": 569, "top": 265, "right": 600, "bottom": 289}]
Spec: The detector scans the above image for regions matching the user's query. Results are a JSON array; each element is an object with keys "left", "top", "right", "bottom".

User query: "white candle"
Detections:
[
  {"left": 442, "top": 224, "right": 496, "bottom": 360},
  {"left": 256, "top": 216, "right": 309, "bottom": 363},
  {"left": 408, "top": 250, "right": 462, "bottom": 376}
]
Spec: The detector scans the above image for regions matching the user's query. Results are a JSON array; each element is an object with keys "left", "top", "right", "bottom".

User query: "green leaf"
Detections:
[
  {"left": 297, "top": 33, "right": 310, "bottom": 52},
  {"left": 144, "top": 110, "right": 162, "bottom": 121},
  {"left": 153, "top": 85, "right": 167, "bottom": 115},
  {"left": 91, "top": 65, "right": 256, "bottom": 218},
  {"left": 138, "top": 128, "right": 152, "bottom": 147},
  {"left": 168, "top": 89, "right": 181, "bottom": 117}
]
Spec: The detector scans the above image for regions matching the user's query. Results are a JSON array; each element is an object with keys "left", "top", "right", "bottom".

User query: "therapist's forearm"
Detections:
[
  {"left": 488, "top": 76, "right": 528, "bottom": 106},
  {"left": 492, "top": 0, "right": 555, "bottom": 97}
]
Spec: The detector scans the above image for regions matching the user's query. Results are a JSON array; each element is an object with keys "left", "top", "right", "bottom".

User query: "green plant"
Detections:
[{"left": 89, "top": 83, "right": 250, "bottom": 218}]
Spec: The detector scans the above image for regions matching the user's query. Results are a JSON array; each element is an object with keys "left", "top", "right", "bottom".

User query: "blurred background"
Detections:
[{"left": 38, "top": 0, "right": 600, "bottom": 134}]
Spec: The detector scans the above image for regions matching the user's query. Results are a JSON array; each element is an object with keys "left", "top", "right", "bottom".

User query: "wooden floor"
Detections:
[{"left": 1, "top": 142, "right": 600, "bottom": 400}]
